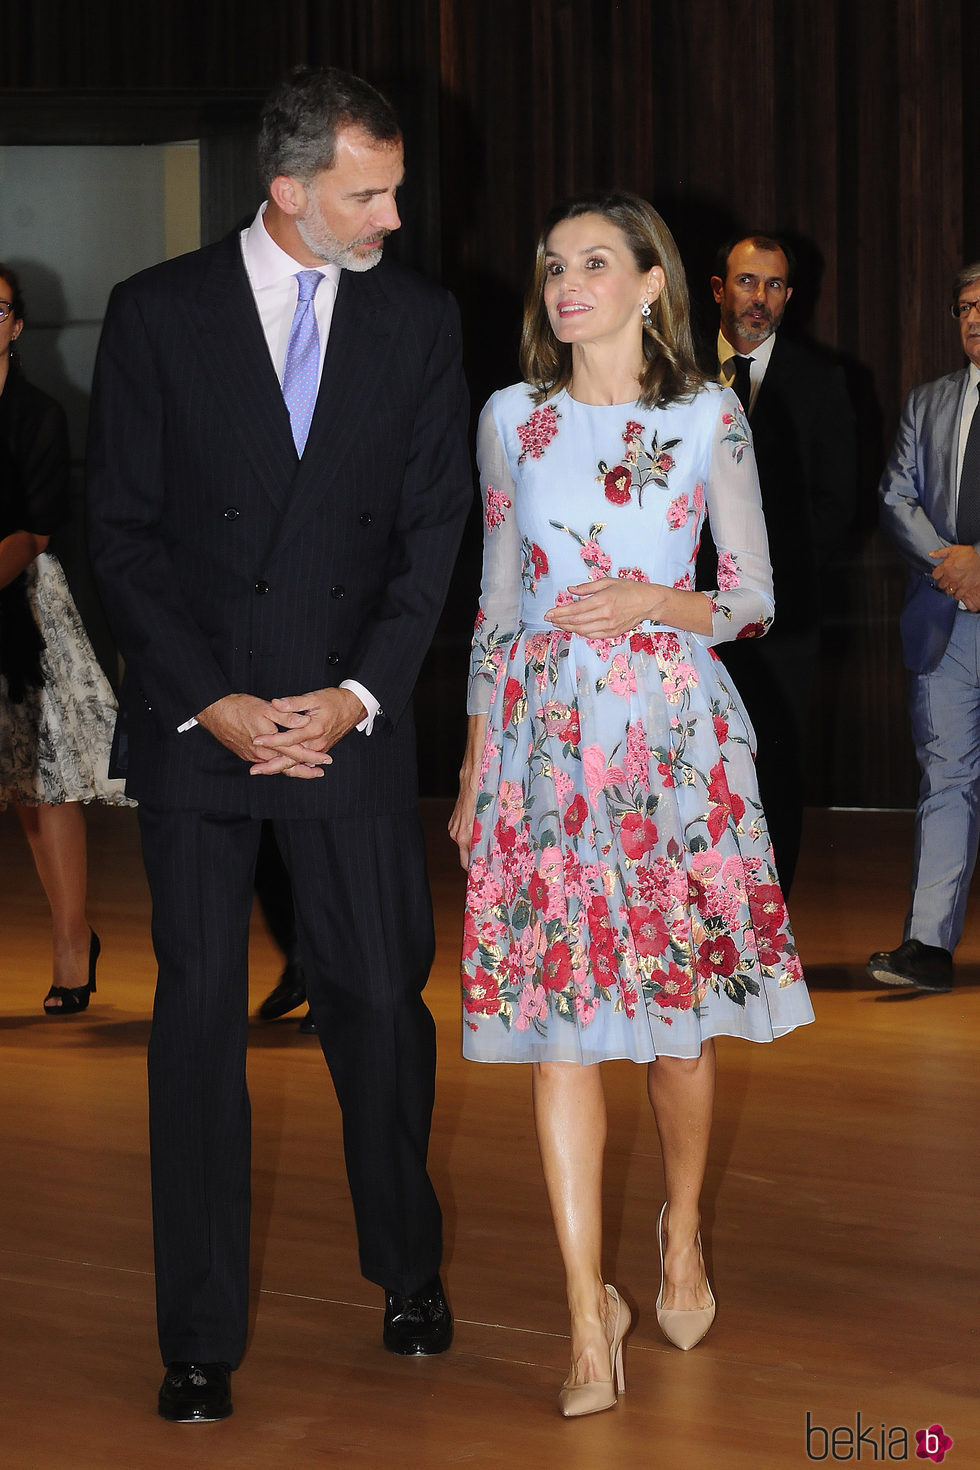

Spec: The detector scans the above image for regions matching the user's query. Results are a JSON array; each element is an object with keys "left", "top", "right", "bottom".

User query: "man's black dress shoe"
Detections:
[
  {"left": 298, "top": 1009, "right": 317, "bottom": 1034},
  {"left": 867, "top": 939, "right": 953, "bottom": 993},
  {"left": 158, "top": 1361, "right": 232, "bottom": 1422},
  {"left": 258, "top": 960, "right": 306, "bottom": 1019},
  {"left": 383, "top": 1275, "right": 453, "bottom": 1356}
]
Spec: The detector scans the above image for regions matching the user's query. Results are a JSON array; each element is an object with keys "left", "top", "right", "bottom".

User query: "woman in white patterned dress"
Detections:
[
  {"left": 0, "top": 263, "right": 132, "bottom": 1014},
  {"left": 450, "top": 195, "right": 813, "bottom": 1416}
]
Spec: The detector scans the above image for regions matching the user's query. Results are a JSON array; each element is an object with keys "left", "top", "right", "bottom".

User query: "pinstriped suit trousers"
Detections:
[{"left": 138, "top": 804, "right": 442, "bottom": 1367}]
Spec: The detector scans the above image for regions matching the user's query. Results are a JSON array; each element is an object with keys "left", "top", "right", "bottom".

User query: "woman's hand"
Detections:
[
  {"left": 544, "top": 579, "right": 712, "bottom": 638},
  {"left": 449, "top": 713, "right": 488, "bottom": 871}
]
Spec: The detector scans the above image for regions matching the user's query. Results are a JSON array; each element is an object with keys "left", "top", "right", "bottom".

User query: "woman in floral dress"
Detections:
[{"left": 449, "top": 193, "right": 813, "bottom": 1417}]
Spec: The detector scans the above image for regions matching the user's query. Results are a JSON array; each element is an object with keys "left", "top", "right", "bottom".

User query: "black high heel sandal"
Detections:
[{"left": 43, "top": 931, "right": 100, "bottom": 1016}]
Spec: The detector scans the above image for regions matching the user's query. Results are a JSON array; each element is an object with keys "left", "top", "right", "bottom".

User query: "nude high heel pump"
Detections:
[
  {"left": 558, "top": 1284, "right": 631, "bottom": 1419},
  {"left": 656, "top": 1202, "right": 715, "bottom": 1350}
]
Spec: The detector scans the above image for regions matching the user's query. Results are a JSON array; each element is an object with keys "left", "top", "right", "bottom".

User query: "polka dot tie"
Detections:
[{"left": 281, "top": 269, "right": 324, "bottom": 455}]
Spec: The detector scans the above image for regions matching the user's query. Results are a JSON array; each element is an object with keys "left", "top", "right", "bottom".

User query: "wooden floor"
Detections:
[{"left": 0, "top": 801, "right": 978, "bottom": 1469}]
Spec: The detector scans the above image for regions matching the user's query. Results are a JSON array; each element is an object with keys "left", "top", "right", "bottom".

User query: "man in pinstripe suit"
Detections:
[{"left": 87, "top": 67, "right": 470, "bottom": 1420}]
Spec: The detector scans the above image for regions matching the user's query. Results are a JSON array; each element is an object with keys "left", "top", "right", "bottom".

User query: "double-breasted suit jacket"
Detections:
[
  {"left": 86, "top": 227, "right": 471, "bottom": 1366},
  {"left": 87, "top": 228, "right": 471, "bottom": 815},
  {"left": 879, "top": 367, "right": 972, "bottom": 674}
]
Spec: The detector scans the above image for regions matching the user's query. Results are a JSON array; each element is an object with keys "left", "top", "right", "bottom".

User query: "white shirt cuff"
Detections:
[
  {"left": 341, "top": 679, "right": 381, "bottom": 735},
  {"left": 177, "top": 716, "right": 198, "bottom": 732}
]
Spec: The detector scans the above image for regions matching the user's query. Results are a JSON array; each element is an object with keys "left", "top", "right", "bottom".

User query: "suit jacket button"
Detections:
[
  {"left": 359, "top": 512, "right": 373, "bottom": 525},
  {"left": 254, "top": 580, "right": 269, "bottom": 594},
  {"left": 326, "top": 651, "right": 341, "bottom": 666},
  {"left": 224, "top": 506, "right": 240, "bottom": 520},
  {"left": 330, "top": 584, "right": 345, "bottom": 599}
]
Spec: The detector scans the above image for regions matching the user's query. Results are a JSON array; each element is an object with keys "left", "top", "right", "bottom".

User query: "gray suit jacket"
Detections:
[{"left": 879, "top": 366, "right": 973, "bottom": 673}]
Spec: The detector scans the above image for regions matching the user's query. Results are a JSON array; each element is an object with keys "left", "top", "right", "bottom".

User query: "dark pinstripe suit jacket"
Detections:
[{"left": 87, "top": 229, "right": 471, "bottom": 818}]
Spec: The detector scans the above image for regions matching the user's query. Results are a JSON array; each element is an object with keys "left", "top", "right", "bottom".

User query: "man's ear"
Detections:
[
  {"left": 269, "top": 175, "right": 307, "bottom": 217},
  {"left": 785, "top": 285, "right": 794, "bottom": 304},
  {"left": 710, "top": 275, "right": 724, "bottom": 307}
]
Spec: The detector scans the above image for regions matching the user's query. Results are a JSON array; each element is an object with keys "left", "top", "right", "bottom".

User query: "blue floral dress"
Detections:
[{"left": 462, "top": 381, "right": 813, "bottom": 1064}]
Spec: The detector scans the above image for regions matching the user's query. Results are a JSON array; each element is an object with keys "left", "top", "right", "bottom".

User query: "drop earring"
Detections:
[{"left": 640, "top": 299, "right": 652, "bottom": 326}]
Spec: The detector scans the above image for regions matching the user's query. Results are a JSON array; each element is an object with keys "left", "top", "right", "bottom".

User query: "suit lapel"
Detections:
[
  {"left": 926, "top": 369, "right": 970, "bottom": 538},
  {"left": 189, "top": 233, "right": 298, "bottom": 509}
]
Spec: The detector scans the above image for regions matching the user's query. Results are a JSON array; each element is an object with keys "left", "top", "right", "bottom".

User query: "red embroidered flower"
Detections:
[
  {"left": 528, "top": 870, "right": 550, "bottom": 911},
  {"left": 696, "top": 934, "right": 739, "bottom": 980},
  {"left": 463, "top": 966, "right": 501, "bottom": 1015},
  {"left": 502, "top": 677, "right": 523, "bottom": 728},
  {"left": 653, "top": 960, "right": 696, "bottom": 1010},
  {"left": 557, "top": 710, "right": 581, "bottom": 746},
  {"left": 736, "top": 621, "right": 766, "bottom": 640},
  {"left": 706, "top": 759, "right": 745, "bottom": 845},
  {"left": 630, "top": 632, "right": 655, "bottom": 655},
  {"left": 563, "top": 793, "right": 588, "bottom": 836},
  {"left": 627, "top": 904, "right": 671, "bottom": 958},
  {"left": 623, "top": 419, "right": 644, "bottom": 446},
  {"left": 603, "top": 465, "right": 632, "bottom": 504},
  {"left": 529, "top": 542, "right": 549, "bottom": 578},
  {"left": 621, "top": 812, "right": 659, "bottom": 860},
  {"left": 516, "top": 405, "right": 561, "bottom": 464},
  {"left": 655, "top": 451, "right": 675, "bottom": 474},
  {"left": 750, "top": 883, "right": 787, "bottom": 935},
  {"left": 541, "top": 940, "right": 573, "bottom": 992},
  {"left": 713, "top": 714, "right": 729, "bottom": 745}
]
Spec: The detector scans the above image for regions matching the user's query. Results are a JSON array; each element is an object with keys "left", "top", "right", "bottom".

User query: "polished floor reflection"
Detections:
[{"left": 0, "top": 802, "right": 977, "bottom": 1469}]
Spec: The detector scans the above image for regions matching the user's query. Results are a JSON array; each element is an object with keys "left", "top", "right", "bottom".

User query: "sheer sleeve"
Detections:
[
  {"left": 700, "top": 387, "right": 775, "bottom": 645},
  {"left": 466, "top": 396, "right": 522, "bottom": 714}
]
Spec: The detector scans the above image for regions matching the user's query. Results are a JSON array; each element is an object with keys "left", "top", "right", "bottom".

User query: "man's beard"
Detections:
[
  {"left": 727, "top": 303, "right": 781, "bottom": 345},
  {"left": 296, "top": 202, "right": 388, "bottom": 273}
]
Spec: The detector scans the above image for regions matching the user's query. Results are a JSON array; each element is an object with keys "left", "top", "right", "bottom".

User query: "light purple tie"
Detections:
[{"left": 281, "top": 269, "right": 324, "bottom": 454}]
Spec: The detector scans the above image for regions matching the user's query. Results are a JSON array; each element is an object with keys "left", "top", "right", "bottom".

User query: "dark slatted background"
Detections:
[{"left": 3, "top": 0, "right": 978, "bottom": 804}]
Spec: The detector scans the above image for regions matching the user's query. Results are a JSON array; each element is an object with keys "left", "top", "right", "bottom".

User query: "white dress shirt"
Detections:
[
  {"left": 717, "top": 328, "right": 778, "bottom": 416},
  {"left": 954, "top": 360, "right": 980, "bottom": 510},
  {"left": 179, "top": 204, "right": 379, "bottom": 735}
]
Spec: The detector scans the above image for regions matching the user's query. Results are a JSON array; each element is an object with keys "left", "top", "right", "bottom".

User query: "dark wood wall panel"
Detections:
[{"left": 2, "top": 0, "right": 976, "bottom": 805}]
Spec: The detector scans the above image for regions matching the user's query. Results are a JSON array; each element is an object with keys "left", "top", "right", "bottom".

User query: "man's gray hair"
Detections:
[
  {"left": 952, "top": 262, "right": 980, "bottom": 307},
  {"left": 257, "top": 66, "right": 400, "bottom": 188}
]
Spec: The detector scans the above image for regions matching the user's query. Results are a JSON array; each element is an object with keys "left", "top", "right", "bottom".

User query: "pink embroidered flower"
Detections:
[
  {"left": 673, "top": 572, "right": 693, "bottom": 590},
  {"left": 693, "top": 481, "right": 705, "bottom": 516},
  {"left": 624, "top": 719, "right": 650, "bottom": 791},
  {"left": 717, "top": 551, "right": 740, "bottom": 590},
  {"left": 618, "top": 567, "right": 650, "bottom": 583},
  {"left": 484, "top": 484, "right": 512, "bottom": 532},
  {"left": 655, "top": 451, "right": 675, "bottom": 474},
  {"left": 583, "top": 744, "right": 626, "bottom": 803},
  {"left": 603, "top": 465, "right": 632, "bottom": 504},
  {"left": 606, "top": 653, "right": 636, "bottom": 698},
  {"left": 652, "top": 631, "right": 682, "bottom": 664},
  {"left": 574, "top": 994, "right": 600, "bottom": 1025},
  {"left": 580, "top": 539, "right": 612, "bottom": 576},
  {"left": 552, "top": 767, "right": 575, "bottom": 803},
  {"left": 666, "top": 493, "right": 689, "bottom": 528},
  {"left": 517, "top": 404, "right": 561, "bottom": 463},
  {"left": 497, "top": 778, "right": 525, "bottom": 827},
  {"left": 515, "top": 982, "right": 548, "bottom": 1031}
]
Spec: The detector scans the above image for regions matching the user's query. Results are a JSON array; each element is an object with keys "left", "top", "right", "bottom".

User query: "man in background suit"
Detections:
[
  {"left": 868, "top": 263, "right": 980, "bottom": 995},
  {"left": 705, "top": 234, "right": 856, "bottom": 894},
  {"left": 87, "top": 67, "right": 470, "bottom": 1421}
]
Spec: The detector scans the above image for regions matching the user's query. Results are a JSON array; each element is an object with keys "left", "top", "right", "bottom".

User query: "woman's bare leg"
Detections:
[
  {"left": 15, "top": 801, "right": 92, "bottom": 999},
  {"left": 646, "top": 1041, "right": 716, "bottom": 1310},
  {"left": 532, "top": 1060, "right": 615, "bottom": 1386}
]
